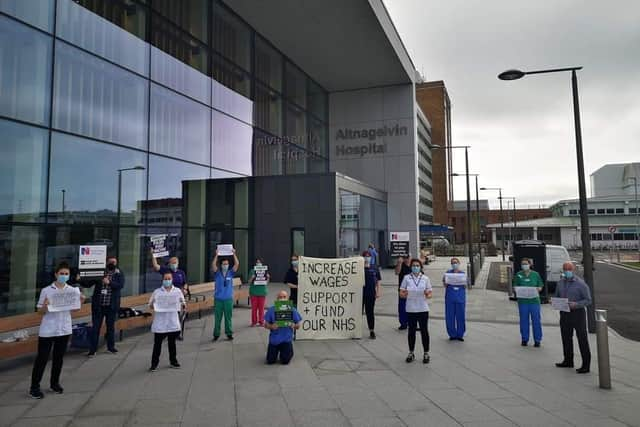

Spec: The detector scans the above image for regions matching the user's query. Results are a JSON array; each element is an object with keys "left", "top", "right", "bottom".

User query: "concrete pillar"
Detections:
[
  {"left": 533, "top": 227, "right": 538, "bottom": 240},
  {"left": 492, "top": 229, "right": 497, "bottom": 245}
]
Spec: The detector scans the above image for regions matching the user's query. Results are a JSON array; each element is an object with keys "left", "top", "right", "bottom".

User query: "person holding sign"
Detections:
[
  {"left": 362, "top": 251, "right": 381, "bottom": 339},
  {"left": 284, "top": 254, "right": 300, "bottom": 306},
  {"left": 395, "top": 256, "right": 412, "bottom": 330},
  {"left": 148, "top": 273, "right": 186, "bottom": 371},
  {"left": 30, "top": 263, "right": 84, "bottom": 399},
  {"left": 151, "top": 252, "right": 188, "bottom": 294},
  {"left": 264, "top": 291, "right": 302, "bottom": 365},
  {"left": 399, "top": 259, "right": 433, "bottom": 364},
  {"left": 88, "top": 256, "right": 124, "bottom": 357},
  {"left": 512, "top": 258, "right": 544, "bottom": 347},
  {"left": 443, "top": 258, "right": 468, "bottom": 341},
  {"left": 249, "top": 257, "right": 270, "bottom": 326},
  {"left": 554, "top": 262, "right": 592, "bottom": 374},
  {"left": 211, "top": 249, "right": 240, "bottom": 341}
]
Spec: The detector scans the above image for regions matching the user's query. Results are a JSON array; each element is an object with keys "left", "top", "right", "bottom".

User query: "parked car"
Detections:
[{"left": 545, "top": 244, "right": 580, "bottom": 293}]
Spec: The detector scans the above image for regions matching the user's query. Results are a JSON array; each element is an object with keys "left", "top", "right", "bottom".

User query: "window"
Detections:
[
  {"left": 587, "top": 209, "right": 595, "bottom": 214},
  {"left": 152, "top": 16, "right": 208, "bottom": 75},
  {"left": 285, "top": 61, "right": 306, "bottom": 108},
  {"left": 616, "top": 208, "right": 625, "bottom": 214},
  {"left": 211, "top": 110, "right": 252, "bottom": 176},
  {"left": 630, "top": 208, "right": 638, "bottom": 214},
  {"left": 150, "top": 84, "right": 210, "bottom": 165},
  {"left": 47, "top": 132, "right": 147, "bottom": 225},
  {"left": 151, "top": 46, "right": 211, "bottom": 105},
  {"left": 613, "top": 233, "right": 624, "bottom": 240},
  {"left": 568, "top": 209, "right": 577, "bottom": 215},
  {"left": 253, "top": 131, "right": 283, "bottom": 176},
  {"left": 597, "top": 209, "right": 605, "bottom": 214},
  {"left": 307, "top": 79, "right": 327, "bottom": 122},
  {"left": 0, "top": 119, "right": 48, "bottom": 222},
  {"left": 255, "top": 36, "right": 282, "bottom": 92},
  {"left": 53, "top": 42, "right": 149, "bottom": 150},
  {"left": 254, "top": 83, "right": 282, "bottom": 135},
  {"left": 212, "top": 4, "right": 251, "bottom": 72},
  {"left": 0, "top": 16, "right": 52, "bottom": 125},
  {"left": 0, "top": 0, "right": 54, "bottom": 32},
  {"left": 70, "top": 0, "right": 147, "bottom": 41},
  {"left": 284, "top": 102, "right": 307, "bottom": 149},
  {"left": 212, "top": 53, "right": 250, "bottom": 98},
  {"left": 308, "top": 116, "right": 327, "bottom": 158},
  {"left": 606, "top": 208, "right": 615, "bottom": 214},
  {"left": 151, "top": 0, "right": 209, "bottom": 43}
]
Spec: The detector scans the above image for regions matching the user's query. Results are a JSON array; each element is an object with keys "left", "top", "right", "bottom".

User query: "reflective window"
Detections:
[
  {"left": 308, "top": 116, "right": 327, "bottom": 158},
  {"left": 47, "top": 132, "right": 147, "bottom": 225},
  {"left": 212, "top": 53, "right": 250, "bottom": 98},
  {"left": 0, "top": 16, "right": 52, "bottom": 125},
  {"left": 0, "top": 119, "right": 48, "bottom": 223},
  {"left": 253, "top": 131, "right": 283, "bottom": 176},
  {"left": 150, "top": 84, "right": 211, "bottom": 166},
  {"left": 254, "top": 83, "right": 281, "bottom": 135},
  {"left": 56, "top": 0, "right": 149, "bottom": 75},
  {"left": 0, "top": 0, "right": 54, "bottom": 32},
  {"left": 212, "top": 79, "right": 252, "bottom": 125},
  {"left": 307, "top": 79, "right": 327, "bottom": 121},
  {"left": 284, "top": 102, "right": 307, "bottom": 149},
  {"left": 285, "top": 61, "right": 306, "bottom": 108},
  {"left": 52, "top": 42, "right": 148, "bottom": 150},
  {"left": 284, "top": 144, "right": 307, "bottom": 175},
  {"left": 152, "top": 0, "right": 208, "bottom": 43},
  {"left": 151, "top": 46, "right": 211, "bottom": 105},
  {"left": 70, "top": 0, "right": 147, "bottom": 41},
  {"left": 211, "top": 110, "right": 252, "bottom": 176},
  {"left": 255, "top": 36, "right": 282, "bottom": 91},
  {"left": 151, "top": 16, "right": 208, "bottom": 75},
  {"left": 308, "top": 155, "right": 327, "bottom": 174},
  {"left": 212, "top": 4, "right": 251, "bottom": 72}
]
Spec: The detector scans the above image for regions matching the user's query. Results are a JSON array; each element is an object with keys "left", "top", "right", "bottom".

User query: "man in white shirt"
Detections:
[{"left": 148, "top": 273, "right": 186, "bottom": 371}]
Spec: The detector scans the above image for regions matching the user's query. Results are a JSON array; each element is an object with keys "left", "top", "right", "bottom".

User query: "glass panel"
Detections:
[
  {"left": 150, "top": 83, "right": 211, "bottom": 165},
  {"left": 151, "top": 46, "right": 211, "bottom": 105},
  {"left": 0, "top": 0, "right": 54, "bottom": 32},
  {"left": 152, "top": 0, "right": 208, "bottom": 42},
  {"left": 284, "top": 143, "right": 307, "bottom": 175},
  {"left": 0, "top": 225, "right": 43, "bottom": 317},
  {"left": 212, "top": 53, "right": 250, "bottom": 98},
  {"left": 117, "top": 226, "right": 145, "bottom": 296},
  {"left": 284, "top": 61, "right": 306, "bottom": 108},
  {"left": 70, "top": 0, "right": 147, "bottom": 40},
  {"left": 0, "top": 16, "right": 52, "bottom": 125},
  {"left": 211, "top": 168, "right": 244, "bottom": 178},
  {"left": 253, "top": 131, "right": 283, "bottom": 176},
  {"left": 151, "top": 16, "right": 208, "bottom": 75},
  {"left": 254, "top": 83, "right": 281, "bottom": 135},
  {"left": 53, "top": 42, "right": 148, "bottom": 150},
  {"left": 307, "top": 79, "right": 327, "bottom": 121},
  {"left": 211, "top": 110, "right": 252, "bottom": 176},
  {"left": 48, "top": 132, "right": 147, "bottom": 225},
  {"left": 307, "top": 154, "right": 327, "bottom": 173},
  {"left": 212, "top": 79, "right": 252, "bottom": 124},
  {"left": 255, "top": 35, "right": 281, "bottom": 91},
  {"left": 292, "top": 229, "right": 305, "bottom": 256},
  {"left": 212, "top": 4, "right": 251, "bottom": 71},
  {"left": 284, "top": 101, "right": 306, "bottom": 149},
  {"left": 184, "top": 228, "right": 206, "bottom": 284},
  {"left": 308, "top": 115, "right": 327, "bottom": 158},
  {"left": 0, "top": 119, "right": 48, "bottom": 223},
  {"left": 56, "top": 0, "right": 149, "bottom": 75}
]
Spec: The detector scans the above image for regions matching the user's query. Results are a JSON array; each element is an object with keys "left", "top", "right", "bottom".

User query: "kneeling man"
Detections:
[{"left": 264, "top": 291, "right": 302, "bottom": 365}]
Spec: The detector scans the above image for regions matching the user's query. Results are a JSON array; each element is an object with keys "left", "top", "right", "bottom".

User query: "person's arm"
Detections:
[
  {"left": 150, "top": 249, "right": 161, "bottom": 272},
  {"left": 375, "top": 269, "right": 381, "bottom": 298},
  {"left": 291, "top": 309, "right": 302, "bottom": 330},
  {"left": 211, "top": 251, "right": 219, "bottom": 273},
  {"left": 395, "top": 258, "right": 402, "bottom": 275},
  {"left": 535, "top": 272, "right": 544, "bottom": 293},
  {"left": 179, "top": 291, "right": 187, "bottom": 310},
  {"left": 232, "top": 249, "right": 240, "bottom": 272},
  {"left": 264, "top": 309, "right": 278, "bottom": 330},
  {"left": 285, "top": 271, "right": 298, "bottom": 289},
  {"left": 555, "top": 280, "right": 563, "bottom": 298},
  {"left": 248, "top": 270, "right": 256, "bottom": 285},
  {"left": 399, "top": 277, "right": 408, "bottom": 298},
  {"left": 572, "top": 281, "right": 592, "bottom": 309},
  {"left": 424, "top": 277, "right": 433, "bottom": 299},
  {"left": 148, "top": 292, "right": 155, "bottom": 311},
  {"left": 110, "top": 271, "right": 125, "bottom": 291}
]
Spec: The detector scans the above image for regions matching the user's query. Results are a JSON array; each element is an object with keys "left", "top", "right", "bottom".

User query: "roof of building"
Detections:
[
  {"left": 449, "top": 200, "right": 490, "bottom": 211},
  {"left": 551, "top": 194, "right": 640, "bottom": 206},
  {"left": 487, "top": 215, "right": 640, "bottom": 229}
]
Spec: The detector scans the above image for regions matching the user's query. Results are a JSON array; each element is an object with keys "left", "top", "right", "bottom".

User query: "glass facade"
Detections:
[
  {"left": 0, "top": 0, "right": 328, "bottom": 317},
  {"left": 339, "top": 190, "right": 388, "bottom": 259}
]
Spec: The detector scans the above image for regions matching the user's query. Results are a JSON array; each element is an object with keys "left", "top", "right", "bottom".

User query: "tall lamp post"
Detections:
[
  {"left": 481, "top": 187, "right": 504, "bottom": 260},
  {"left": 117, "top": 166, "right": 145, "bottom": 258},
  {"left": 452, "top": 173, "right": 481, "bottom": 265},
  {"left": 631, "top": 176, "right": 639, "bottom": 262},
  {"left": 61, "top": 189, "right": 66, "bottom": 214},
  {"left": 432, "top": 144, "right": 475, "bottom": 286},
  {"left": 498, "top": 66, "right": 595, "bottom": 332},
  {"left": 502, "top": 196, "right": 517, "bottom": 242}
]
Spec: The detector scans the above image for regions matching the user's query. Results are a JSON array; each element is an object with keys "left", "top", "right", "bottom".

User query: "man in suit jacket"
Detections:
[{"left": 88, "top": 256, "right": 124, "bottom": 356}]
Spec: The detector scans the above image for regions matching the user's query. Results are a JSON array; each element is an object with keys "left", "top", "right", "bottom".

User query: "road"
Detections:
[{"left": 594, "top": 261, "right": 640, "bottom": 341}]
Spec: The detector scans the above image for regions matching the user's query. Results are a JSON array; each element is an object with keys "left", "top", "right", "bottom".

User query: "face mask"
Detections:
[
  {"left": 521, "top": 264, "right": 530, "bottom": 271},
  {"left": 221, "top": 265, "right": 229, "bottom": 272},
  {"left": 564, "top": 271, "right": 574, "bottom": 279},
  {"left": 162, "top": 280, "right": 172, "bottom": 288},
  {"left": 364, "top": 257, "right": 372, "bottom": 264},
  {"left": 106, "top": 264, "right": 116, "bottom": 272},
  {"left": 169, "top": 263, "right": 178, "bottom": 272},
  {"left": 291, "top": 260, "right": 299, "bottom": 267},
  {"left": 411, "top": 266, "right": 421, "bottom": 274},
  {"left": 451, "top": 263, "right": 459, "bottom": 270},
  {"left": 256, "top": 262, "right": 262, "bottom": 266},
  {"left": 57, "top": 274, "right": 69, "bottom": 284}
]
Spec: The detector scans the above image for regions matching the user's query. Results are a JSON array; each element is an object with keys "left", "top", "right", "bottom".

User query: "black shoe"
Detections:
[
  {"left": 107, "top": 348, "right": 118, "bottom": 354},
  {"left": 212, "top": 336, "right": 219, "bottom": 342},
  {"left": 177, "top": 336, "right": 184, "bottom": 341},
  {"left": 29, "top": 389, "right": 44, "bottom": 399},
  {"left": 398, "top": 325, "right": 408, "bottom": 330},
  {"left": 369, "top": 331, "right": 376, "bottom": 339},
  {"left": 457, "top": 337, "right": 464, "bottom": 342},
  {"left": 87, "top": 351, "right": 96, "bottom": 358},
  {"left": 534, "top": 342, "right": 541, "bottom": 348},
  {"left": 423, "top": 353, "right": 430, "bottom": 364},
  {"left": 555, "top": 361, "right": 574, "bottom": 368},
  {"left": 576, "top": 367, "right": 590, "bottom": 374},
  {"left": 406, "top": 352, "right": 415, "bottom": 363},
  {"left": 521, "top": 341, "right": 528, "bottom": 347},
  {"left": 170, "top": 362, "right": 181, "bottom": 369},
  {"left": 149, "top": 366, "right": 157, "bottom": 372},
  {"left": 50, "top": 384, "right": 63, "bottom": 394},
  {"left": 449, "top": 337, "right": 456, "bottom": 341},
  {"left": 226, "top": 335, "right": 234, "bottom": 341}
]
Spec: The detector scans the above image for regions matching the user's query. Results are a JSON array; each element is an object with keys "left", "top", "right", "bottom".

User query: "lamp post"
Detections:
[
  {"left": 61, "top": 189, "right": 66, "bottom": 214},
  {"left": 481, "top": 187, "right": 504, "bottom": 260},
  {"left": 631, "top": 176, "right": 639, "bottom": 262},
  {"left": 499, "top": 66, "right": 595, "bottom": 332},
  {"left": 452, "top": 173, "right": 481, "bottom": 266},
  {"left": 502, "top": 196, "right": 517, "bottom": 243},
  {"left": 432, "top": 144, "right": 475, "bottom": 286},
  {"left": 117, "top": 166, "right": 145, "bottom": 258}
]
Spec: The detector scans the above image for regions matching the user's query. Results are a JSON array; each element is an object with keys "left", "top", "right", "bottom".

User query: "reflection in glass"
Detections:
[
  {"left": 285, "top": 102, "right": 307, "bottom": 149},
  {"left": 0, "top": 16, "right": 52, "bottom": 125},
  {"left": 0, "top": 119, "right": 48, "bottom": 223},
  {"left": 212, "top": 79, "right": 252, "bottom": 125},
  {"left": 53, "top": 42, "right": 148, "bottom": 150},
  {"left": 56, "top": 0, "right": 149, "bottom": 75},
  {"left": 117, "top": 226, "right": 145, "bottom": 296},
  {"left": 151, "top": 17, "right": 208, "bottom": 75},
  {"left": 212, "top": 53, "right": 250, "bottom": 98},
  {"left": 308, "top": 116, "right": 328, "bottom": 158},
  {"left": 255, "top": 36, "right": 282, "bottom": 91},
  {"left": 0, "top": 0, "right": 54, "bottom": 32},
  {"left": 212, "top": 4, "right": 251, "bottom": 71},
  {"left": 339, "top": 190, "right": 387, "bottom": 258},
  {"left": 151, "top": 46, "right": 211, "bottom": 105},
  {"left": 307, "top": 79, "right": 327, "bottom": 121},
  {"left": 253, "top": 131, "right": 283, "bottom": 176},
  {"left": 212, "top": 110, "right": 252, "bottom": 176},
  {"left": 70, "top": 0, "right": 147, "bottom": 40},
  {"left": 152, "top": 0, "right": 209, "bottom": 42},
  {"left": 48, "top": 132, "right": 147, "bottom": 225},
  {"left": 254, "top": 83, "right": 281, "bottom": 136},
  {"left": 150, "top": 84, "right": 211, "bottom": 165},
  {"left": 285, "top": 61, "right": 306, "bottom": 108}
]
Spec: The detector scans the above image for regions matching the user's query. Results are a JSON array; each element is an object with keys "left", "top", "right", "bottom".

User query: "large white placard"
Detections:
[
  {"left": 513, "top": 286, "right": 540, "bottom": 299},
  {"left": 153, "top": 292, "right": 182, "bottom": 312},
  {"left": 551, "top": 297, "right": 570, "bottom": 312},
  {"left": 444, "top": 273, "right": 468, "bottom": 286},
  {"left": 47, "top": 288, "right": 81, "bottom": 312},
  {"left": 150, "top": 235, "right": 169, "bottom": 258},
  {"left": 78, "top": 245, "right": 107, "bottom": 270},
  {"left": 253, "top": 265, "right": 268, "bottom": 285},
  {"left": 297, "top": 256, "right": 364, "bottom": 340},
  {"left": 216, "top": 244, "right": 234, "bottom": 256}
]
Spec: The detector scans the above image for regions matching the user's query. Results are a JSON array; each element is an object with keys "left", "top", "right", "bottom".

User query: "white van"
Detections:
[{"left": 545, "top": 244, "right": 576, "bottom": 293}]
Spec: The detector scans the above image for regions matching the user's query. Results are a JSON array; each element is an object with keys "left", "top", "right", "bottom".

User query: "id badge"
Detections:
[{"left": 101, "top": 289, "right": 108, "bottom": 295}]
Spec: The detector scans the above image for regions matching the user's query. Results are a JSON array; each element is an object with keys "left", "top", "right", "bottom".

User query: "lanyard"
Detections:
[{"left": 410, "top": 273, "right": 422, "bottom": 289}]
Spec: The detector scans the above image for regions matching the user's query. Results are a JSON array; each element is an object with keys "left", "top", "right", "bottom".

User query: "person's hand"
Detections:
[
  {"left": 270, "top": 323, "right": 278, "bottom": 330},
  {"left": 375, "top": 289, "right": 381, "bottom": 299},
  {"left": 569, "top": 301, "right": 577, "bottom": 309},
  {"left": 42, "top": 298, "right": 49, "bottom": 313},
  {"left": 232, "top": 248, "right": 236, "bottom": 254},
  {"left": 425, "top": 290, "right": 433, "bottom": 299},
  {"left": 215, "top": 249, "right": 219, "bottom": 256},
  {"left": 102, "top": 277, "right": 110, "bottom": 285},
  {"left": 80, "top": 294, "right": 86, "bottom": 303}
]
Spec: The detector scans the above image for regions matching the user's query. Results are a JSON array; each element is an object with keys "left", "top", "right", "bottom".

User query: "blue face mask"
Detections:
[
  {"left": 57, "top": 274, "right": 69, "bottom": 284},
  {"left": 411, "top": 266, "right": 421, "bottom": 274},
  {"left": 521, "top": 264, "right": 530, "bottom": 271},
  {"left": 221, "top": 264, "right": 229, "bottom": 273},
  {"left": 364, "top": 257, "right": 372, "bottom": 264},
  {"left": 162, "top": 279, "right": 172, "bottom": 288},
  {"left": 169, "top": 263, "right": 178, "bottom": 271},
  {"left": 451, "top": 263, "right": 459, "bottom": 270},
  {"left": 564, "top": 271, "right": 574, "bottom": 280},
  {"left": 291, "top": 260, "right": 299, "bottom": 267}
]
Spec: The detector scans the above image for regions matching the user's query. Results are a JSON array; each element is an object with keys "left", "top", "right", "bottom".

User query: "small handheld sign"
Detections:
[
  {"left": 274, "top": 300, "right": 294, "bottom": 327},
  {"left": 254, "top": 265, "right": 268, "bottom": 285}
]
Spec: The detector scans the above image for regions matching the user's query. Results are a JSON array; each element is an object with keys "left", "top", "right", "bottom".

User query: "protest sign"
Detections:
[
  {"left": 297, "top": 256, "right": 363, "bottom": 340},
  {"left": 551, "top": 297, "right": 570, "bottom": 312},
  {"left": 78, "top": 245, "right": 107, "bottom": 278},
  {"left": 254, "top": 265, "right": 268, "bottom": 285},
  {"left": 513, "top": 286, "right": 540, "bottom": 299},
  {"left": 444, "top": 272, "right": 468, "bottom": 286},
  {"left": 150, "top": 235, "right": 169, "bottom": 258},
  {"left": 389, "top": 232, "right": 410, "bottom": 257},
  {"left": 274, "top": 300, "right": 294, "bottom": 327},
  {"left": 216, "top": 244, "right": 234, "bottom": 256},
  {"left": 47, "top": 288, "right": 81, "bottom": 312},
  {"left": 153, "top": 292, "right": 182, "bottom": 312}
]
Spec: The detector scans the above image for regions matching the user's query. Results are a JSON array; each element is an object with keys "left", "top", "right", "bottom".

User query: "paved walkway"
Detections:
[{"left": 2, "top": 260, "right": 640, "bottom": 427}]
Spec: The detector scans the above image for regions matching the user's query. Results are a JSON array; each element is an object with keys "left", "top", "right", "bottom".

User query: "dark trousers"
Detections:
[
  {"left": 151, "top": 331, "right": 180, "bottom": 367},
  {"left": 560, "top": 308, "right": 591, "bottom": 368},
  {"left": 398, "top": 297, "right": 408, "bottom": 327},
  {"left": 31, "top": 335, "right": 70, "bottom": 390},
  {"left": 90, "top": 305, "right": 116, "bottom": 352},
  {"left": 266, "top": 342, "right": 294, "bottom": 365},
  {"left": 407, "top": 312, "right": 430, "bottom": 353},
  {"left": 362, "top": 294, "right": 376, "bottom": 331}
]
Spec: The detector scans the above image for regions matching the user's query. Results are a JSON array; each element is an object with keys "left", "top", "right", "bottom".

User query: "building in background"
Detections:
[{"left": 591, "top": 162, "right": 640, "bottom": 197}]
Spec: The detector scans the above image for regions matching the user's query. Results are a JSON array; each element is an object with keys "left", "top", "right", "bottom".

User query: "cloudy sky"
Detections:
[{"left": 384, "top": 0, "right": 640, "bottom": 209}]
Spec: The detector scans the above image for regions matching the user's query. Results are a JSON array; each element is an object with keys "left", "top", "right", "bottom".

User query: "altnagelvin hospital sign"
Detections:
[{"left": 334, "top": 123, "right": 407, "bottom": 157}]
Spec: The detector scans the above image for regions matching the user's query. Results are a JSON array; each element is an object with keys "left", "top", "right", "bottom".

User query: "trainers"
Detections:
[
  {"left": 50, "top": 384, "right": 64, "bottom": 394},
  {"left": 405, "top": 352, "right": 415, "bottom": 363},
  {"left": 107, "top": 348, "right": 118, "bottom": 354},
  {"left": 521, "top": 341, "right": 528, "bottom": 347},
  {"left": 212, "top": 336, "right": 219, "bottom": 342},
  {"left": 29, "top": 389, "right": 44, "bottom": 399},
  {"left": 149, "top": 366, "right": 157, "bottom": 372},
  {"left": 398, "top": 325, "right": 407, "bottom": 331},
  {"left": 226, "top": 335, "right": 234, "bottom": 341},
  {"left": 576, "top": 367, "right": 590, "bottom": 374},
  {"left": 534, "top": 342, "right": 541, "bottom": 348},
  {"left": 423, "top": 353, "right": 430, "bottom": 364},
  {"left": 87, "top": 351, "right": 96, "bottom": 358},
  {"left": 177, "top": 336, "right": 184, "bottom": 341},
  {"left": 555, "top": 361, "right": 574, "bottom": 368},
  {"left": 170, "top": 363, "right": 181, "bottom": 369},
  {"left": 457, "top": 337, "right": 464, "bottom": 342},
  {"left": 369, "top": 331, "right": 376, "bottom": 339}
]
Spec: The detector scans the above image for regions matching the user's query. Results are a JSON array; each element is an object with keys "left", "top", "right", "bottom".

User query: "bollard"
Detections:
[{"left": 595, "top": 309, "right": 612, "bottom": 389}]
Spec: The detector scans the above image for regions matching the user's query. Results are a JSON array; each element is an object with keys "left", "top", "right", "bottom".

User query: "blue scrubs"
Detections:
[{"left": 444, "top": 269, "right": 466, "bottom": 339}]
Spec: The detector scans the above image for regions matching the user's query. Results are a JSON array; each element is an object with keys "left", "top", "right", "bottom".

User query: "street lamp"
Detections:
[
  {"left": 631, "top": 176, "right": 639, "bottom": 262},
  {"left": 61, "top": 189, "right": 66, "bottom": 214},
  {"left": 116, "top": 166, "right": 145, "bottom": 258},
  {"left": 501, "top": 196, "right": 517, "bottom": 242},
  {"left": 452, "top": 173, "right": 481, "bottom": 265},
  {"left": 481, "top": 187, "right": 505, "bottom": 260},
  {"left": 432, "top": 144, "right": 475, "bottom": 286},
  {"left": 498, "top": 65, "right": 596, "bottom": 332}
]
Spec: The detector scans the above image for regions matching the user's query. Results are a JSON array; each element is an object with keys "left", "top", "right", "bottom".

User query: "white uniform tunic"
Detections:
[
  {"left": 37, "top": 283, "right": 80, "bottom": 337},
  {"left": 400, "top": 273, "right": 433, "bottom": 313},
  {"left": 149, "top": 286, "right": 185, "bottom": 333}
]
